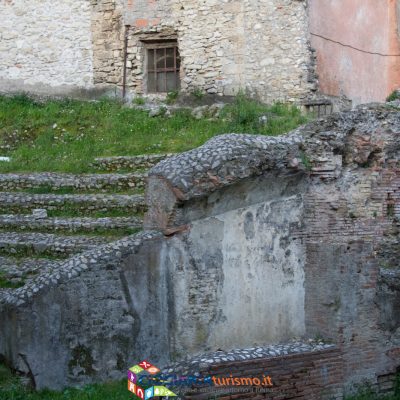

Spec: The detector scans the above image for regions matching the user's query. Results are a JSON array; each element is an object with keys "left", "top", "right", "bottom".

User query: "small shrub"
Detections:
[
  {"left": 228, "top": 92, "right": 261, "bottom": 126},
  {"left": 191, "top": 88, "right": 204, "bottom": 100},
  {"left": 300, "top": 151, "right": 312, "bottom": 170},
  {"left": 165, "top": 91, "right": 179, "bottom": 105},
  {"left": 133, "top": 96, "right": 145, "bottom": 105},
  {"left": 386, "top": 90, "right": 400, "bottom": 102}
]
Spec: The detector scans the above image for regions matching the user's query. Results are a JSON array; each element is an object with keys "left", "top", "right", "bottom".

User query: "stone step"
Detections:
[
  {"left": 0, "top": 172, "right": 147, "bottom": 192},
  {"left": 91, "top": 153, "right": 174, "bottom": 171},
  {"left": 0, "top": 214, "right": 142, "bottom": 233},
  {"left": 0, "top": 192, "right": 146, "bottom": 214},
  {"left": 0, "top": 232, "right": 109, "bottom": 257}
]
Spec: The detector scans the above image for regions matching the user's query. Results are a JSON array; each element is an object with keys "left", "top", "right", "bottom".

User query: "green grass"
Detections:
[
  {"left": 0, "top": 272, "right": 25, "bottom": 289},
  {"left": 0, "top": 208, "right": 144, "bottom": 218},
  {"left": 0, "top": 364, "right": 128, "bottom": 400},
  {"left": 0, "top": 247, "right": 70, "bottom": 259},
  {"left": 386, "top": 90, "right": 400, "bottom": 102},
  {"left": 0, "top": 94, "right": 309, "bottom": 174},
  {"left": 46, "top": 208, "right": 145, "bottom": 219},
  {"left": 0, "top": 226, "right": 141, "bottom": 238},
  {"left": 12, "top": 187, "right": 144, "bottom": 195}
]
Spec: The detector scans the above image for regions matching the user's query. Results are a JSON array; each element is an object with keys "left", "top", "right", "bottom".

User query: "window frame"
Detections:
[{"left": 143, "top": 41, "right": 180, "bottom": 94}]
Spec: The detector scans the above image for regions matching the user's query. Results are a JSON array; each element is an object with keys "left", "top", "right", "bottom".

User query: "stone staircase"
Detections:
[{"left": 0, "top": 154, "right": 172, "bottom": 290}]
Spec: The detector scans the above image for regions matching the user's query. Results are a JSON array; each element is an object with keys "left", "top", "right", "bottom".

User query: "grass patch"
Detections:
[
  {"left": 0, "top": 227, "right": 141, "bottom": 238},
  {"left": 12, "top": 187, "right": 145, "bottom": 195},
  {"left": 0, "top": 94, "right": 310, "bottom": 174},
  {"left": 0, "top": 208, "right": 144, "bottom": 218},
  {"left": 46, "top": 208, "right": 145, "bottom": 219},
  {"left": 0, "top": 363, "right": 128, "bottom": 400},
  {"left": 0, "top": 247, "right": 70, "bottom": 259},
  {"left": 0, "top": 272, "right": 25, "bottom": 289}
]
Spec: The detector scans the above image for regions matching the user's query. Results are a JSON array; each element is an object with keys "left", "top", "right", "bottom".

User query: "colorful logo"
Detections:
[{"left": 128, "top": 360, "right": 177, "bottom": 399}]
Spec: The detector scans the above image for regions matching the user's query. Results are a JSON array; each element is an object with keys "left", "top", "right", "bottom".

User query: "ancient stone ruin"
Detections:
[{"left": 0, "top": 103, "right": 399, "bottom": 398}]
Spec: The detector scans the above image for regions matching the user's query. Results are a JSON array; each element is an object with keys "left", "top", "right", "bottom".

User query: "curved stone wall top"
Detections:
[
  {"left": 146, "top": 104, "right": 400, "bottom": 231},
  {"left": 150, "top": 133, "right": 303, "bottom": 200}
]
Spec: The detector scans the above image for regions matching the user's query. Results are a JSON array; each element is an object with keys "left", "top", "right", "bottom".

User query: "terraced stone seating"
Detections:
[
  {"left": 0, "top": 154, "right": 171, "bottom": 290},
  {"left": 91, "top": 154, "right": 175, "bottom": 171}
]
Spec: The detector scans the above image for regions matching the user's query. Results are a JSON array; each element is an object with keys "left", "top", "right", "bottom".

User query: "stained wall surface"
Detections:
[{"left": 309, "top": 0, "right": 400, "bottom": 105}]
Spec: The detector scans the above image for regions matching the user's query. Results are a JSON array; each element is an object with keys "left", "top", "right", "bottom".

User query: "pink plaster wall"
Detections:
[{"left": 309, "top": 0, "right": 400, "bottom": 105}]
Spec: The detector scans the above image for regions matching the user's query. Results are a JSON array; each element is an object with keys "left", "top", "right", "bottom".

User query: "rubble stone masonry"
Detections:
[
  {"left": 0, "top": 0, "right": 317, "bottom": 102},
  {"left": 0, "top": 0, "right": 94, "bottom": 96}
]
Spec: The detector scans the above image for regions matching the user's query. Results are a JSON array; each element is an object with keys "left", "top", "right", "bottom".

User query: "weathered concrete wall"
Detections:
[
  {"left": 0, "top": 233, "right": 172, "bottom": 389},
  {"left": 0, "top": 0, "right": 95, "bottom": 97},
  {"left": 123, "top": 0, "right": 316, "bottom": 102},
  {"left": 309, "top": 0, "right": 400, "bottom": 105},
  {"left": 164, "top": 176, "right": 307, "bottom": 356}
]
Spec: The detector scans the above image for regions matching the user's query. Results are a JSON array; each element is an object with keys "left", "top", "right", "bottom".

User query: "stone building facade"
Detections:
[
  {"left": 0, "top": 0, "right": 316, "bottom": 103},
  {"left": 0, "top": 0, "right": 399, "bottom": 105}
]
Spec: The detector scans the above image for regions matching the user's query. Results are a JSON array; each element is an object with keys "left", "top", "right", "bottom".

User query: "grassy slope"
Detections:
[{"left": 0, "top": 94, "right": 308, "bottom": 173}]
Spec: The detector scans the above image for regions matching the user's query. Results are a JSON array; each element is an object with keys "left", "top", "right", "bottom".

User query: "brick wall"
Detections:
[
  {"left": 295, "top": 163, "right": 400, "bottom": 389},
  {"left": 183, "top": 348, "right": 344, "bottom": 400}
]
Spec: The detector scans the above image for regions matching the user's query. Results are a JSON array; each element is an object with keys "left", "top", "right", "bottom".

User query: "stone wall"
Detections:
[
  {"left": 181, "top": 346, "right": 344, "bottom": 400},
  {"left": 90, "top": 0, "right": 124, "bottom": 91},
  {"left": 124, "top": 0, "right": 316, "bottom": 103},
  {"left": 0, "top": 0, "right": 317, "bottom": 103},
  {"left": 0, "top": 0, "right": 95, "bottom": 97}
]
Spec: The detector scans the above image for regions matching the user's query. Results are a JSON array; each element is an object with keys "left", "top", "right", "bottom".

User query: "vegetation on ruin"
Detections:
[
  {"left": 386, "top": 90, "right": 400, "bottom": 102},
  {"left": 0, "top": 94, "right": 309, "bottom": 174},
  {"left": 0, "top": 363, "right": 128, "bottom": 400}
]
